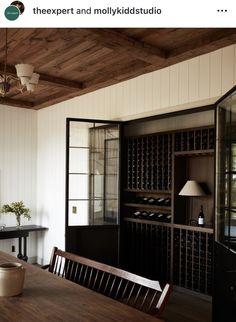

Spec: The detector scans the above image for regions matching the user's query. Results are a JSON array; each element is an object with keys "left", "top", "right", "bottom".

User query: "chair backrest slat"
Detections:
[
  {"left": 126, "top": 282, "right": 135, "bottom": 304},
  {"left": 47, "top": 247, "right": 171, "bottom": 318},
  {"left": 87, "top": 267, "right": 94, "bottom": 288},
  {"left": 78, "top": 264, "right": 84, "bottom": 283},
  {"left": 97, "top": 271, "right": 105, "bottom": 293},
  {"left": 133, "top": 285, "right": 142, "bottom": 306},
  {"left": 92, "top": 269, "right": 99, "bottom": 290},
  {"left": 109, "top": 276, "right": 117, "bottom": 297},
  {"left": 114, "top": 278, "right": 123, "bottom": 299},
  {"left": 140, "top": 288, "right": 150, "bottom": 310}
]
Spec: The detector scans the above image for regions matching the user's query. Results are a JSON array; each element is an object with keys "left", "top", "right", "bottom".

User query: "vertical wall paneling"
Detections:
[
  {"left": 179, "top": 61, "right": 189, "bottom": 104},
  {"left": 144, "top": 72, "right": 154, "bottom": 112},
  {"left": 188, "top": 57, "right": 199, "bottom": 102},
  {"left": 169, "top": 64, "right": 179, "bottom": 107},
  {"left": 160, "top": 68, "right": 170, "bottom": 109},
  {"left": 136, "top": 76, "right": 145, "bottom": 114},
  {"left": 210, "top": 49, "right": 222, "bottom": 98},
  {"left": 222, "top": 45, "right": 235, "bottom": 94},
  {"left": 0, "top": 105, "right": 37, "bottom": 261},
  {"left": 199, "top": 54, "right": 210, "bottom": 100},
  {"left": 152, "top": 70, "right": 161, "bottom": 110}
]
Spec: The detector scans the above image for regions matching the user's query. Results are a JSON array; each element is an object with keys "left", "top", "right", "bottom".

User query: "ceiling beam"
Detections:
[
  {"left": 80, "top": 28, "right": 167, "bottom": 65},
  {"left": 0, "top": 63, "right": 83, "bottom": 90},
  {"left": 0, "top": 97, "right": 34, "bottom": 109}
]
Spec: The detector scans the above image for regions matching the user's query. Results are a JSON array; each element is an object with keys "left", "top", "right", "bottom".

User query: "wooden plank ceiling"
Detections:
[{"left": 0, "top": 28, "right": 236, "bottom": 109}]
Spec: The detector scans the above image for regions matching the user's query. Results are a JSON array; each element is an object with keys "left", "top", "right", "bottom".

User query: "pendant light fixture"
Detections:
[{"left": 0, "top": 29, "right": 40, "bottom": 97}]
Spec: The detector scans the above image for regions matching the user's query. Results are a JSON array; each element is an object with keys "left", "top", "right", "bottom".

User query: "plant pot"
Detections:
[{"left": 0, "top": 262, "right": 25, "bottom": 296}]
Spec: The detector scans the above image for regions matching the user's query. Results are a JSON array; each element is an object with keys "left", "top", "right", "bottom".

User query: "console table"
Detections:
[{"left": 0, "top": 225, "right": 47, "bottom": 261}]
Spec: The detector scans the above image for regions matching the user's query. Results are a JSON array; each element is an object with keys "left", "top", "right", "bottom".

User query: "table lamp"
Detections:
[{"left": 179, "top": 180, "right": 205, "bottom": 224}]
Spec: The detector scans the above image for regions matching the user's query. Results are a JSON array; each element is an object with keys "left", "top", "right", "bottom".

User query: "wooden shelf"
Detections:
[
  {"left": 173, "top": 223, "right": 213, "bottom": 234},
  {"left": 124, "top": 203, "right": 171, "bottom": 211},
  {"left": 124, "top": 189, "right": 171, "bottom": 194},
  {"left": 123, "top": 218, "right": 213, "bottom": 233},
  {"left": 174, "top": 149, "right": 214, "bottom": 157},
  {"left": 123, "top": 217, "right": 172, "bottom": 227}
]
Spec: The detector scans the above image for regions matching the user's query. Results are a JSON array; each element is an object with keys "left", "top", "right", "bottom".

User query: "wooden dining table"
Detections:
[{"left": 0, "top": 251, "right": 163, "bottom": 322}]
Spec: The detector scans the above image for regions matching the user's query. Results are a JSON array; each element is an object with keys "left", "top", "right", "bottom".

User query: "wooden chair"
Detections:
[{"left": 44, "top": 247, "right": 171, "bottom": 317}]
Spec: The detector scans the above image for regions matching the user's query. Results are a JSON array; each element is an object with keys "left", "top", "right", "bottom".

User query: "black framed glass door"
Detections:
[
  {"left": 65, "top": 118, "right": 122, "bottom": 266},
  {"left": 214, "top": 85, "right": 236, "bottom": 322}
]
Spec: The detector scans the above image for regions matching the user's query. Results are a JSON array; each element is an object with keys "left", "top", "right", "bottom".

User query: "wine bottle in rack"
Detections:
[
  {"left": 198, "top": 205, "right": 205, "bottom": 227},
  {"left": 148, "top": 212, "right": 156, "bottom": 220},
  {"left": 163, "top": 198, "right": 171, "bottom": 206},
  {"left": 165, "top": 214, "right": 172, "bottom": 223},
  {"left": 147, "top": 197, "right": 155, "bottom": 204},
  {"left": 133, "top": 211, "right": 141, "bottom": 218},
  {"left": 140, "top": 211, "right": 149, "bottom": 219},
  {"left": 156, "top": 213, "right": 164, "bottom": 221},
  {"left": 155, "top": 198, "right": 165, "bottom": 205}
]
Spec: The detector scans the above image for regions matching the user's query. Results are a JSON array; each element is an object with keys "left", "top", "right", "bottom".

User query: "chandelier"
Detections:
[{"left": 0, "top": 29, "right": 40, "bottom": 97}]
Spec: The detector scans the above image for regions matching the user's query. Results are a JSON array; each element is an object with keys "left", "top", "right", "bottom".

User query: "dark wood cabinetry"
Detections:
[{"left": 121, "top": 123, "right": 214, "bottom": 295}]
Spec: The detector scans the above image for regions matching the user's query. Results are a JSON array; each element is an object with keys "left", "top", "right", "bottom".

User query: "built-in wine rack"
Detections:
[
  {"left": 122, "top": 218, "right": 171, "bottom": 282},
  {"left": 174, "top": 127, "right": 215, "bottom": 152},
  {"left": 173, "top": 227, "right": 213, "bottom": 295},
  {"left": 126, "top": 133, "right": 172, "bottom": 191},
  {"left": 122, "top": 125, "right": 215, "bottom": 296}
]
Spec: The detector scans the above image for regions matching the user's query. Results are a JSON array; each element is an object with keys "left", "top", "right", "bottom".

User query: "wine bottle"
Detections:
[
  {"left": 156, "top": 213, "right": 164, "bottom": 221},
  {"left": 155, "top": 198, "right": 165, "bottom": 206},
  {"left": 133, "top": 211, "right": 141, "bottom": 218},
  {"left": 147, "top": 197, "right": 155, "bottom": 204},
  {"left": 140, "top": 211, "right": 149, "bottom": 218},
  {"left": 163, "top": 198, "right": 171, "bottom": 206},
  {"left": 148, "top": 212, "right": 156, "bottom": 220},
  {"left": 198, "top": 205, "right": 205, "bottom": 227}
]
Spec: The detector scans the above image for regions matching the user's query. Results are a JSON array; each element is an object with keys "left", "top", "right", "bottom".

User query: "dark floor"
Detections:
[{"left": 161, "top": 287, "right": 212, "bottom": 322}]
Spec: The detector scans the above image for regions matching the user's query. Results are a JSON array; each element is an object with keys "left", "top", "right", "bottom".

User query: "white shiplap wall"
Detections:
[
  {"left": 37, "top": 44, "right": 236, "bottom": 264},
  {"left": 0, "top": 105, "right": 37, "bottom": 261}
]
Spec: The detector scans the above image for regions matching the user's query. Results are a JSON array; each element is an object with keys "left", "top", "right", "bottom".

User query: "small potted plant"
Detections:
[{"left": 0, "top": 201, "right": 31, "bottom": 228}]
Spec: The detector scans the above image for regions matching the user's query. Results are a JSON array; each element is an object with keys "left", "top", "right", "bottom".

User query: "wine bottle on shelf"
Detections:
[
  {"left": 198, "top": 205, "right": 205, "bottom": 227},
  {"left": 163, "top": 198, "right": 171, "bottom": 206},
  {"left": 147, "top": 197, "right": 155, "bottom": 204},
  {"left": 156, "top": 213, "right": 164, "bottom": 221},
  {"left": 165, "top": 214, "right": 172, "bottom": 223},
  {"left": 133, "top": 211, "right": 141, "bottom": 218},
  {"left": 140, "top": 197, "right": 148, "bottom": 204},
  {"left": 140, "top": 211, "right": 149, "bottom": 218},
  {"left": 155, "top": 198, "right": 165, "bottom": 206}
]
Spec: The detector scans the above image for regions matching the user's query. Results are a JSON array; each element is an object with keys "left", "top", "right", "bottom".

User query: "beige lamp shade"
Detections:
[{"left": 179, "top": 180, "right": 205, "bottom": 196}]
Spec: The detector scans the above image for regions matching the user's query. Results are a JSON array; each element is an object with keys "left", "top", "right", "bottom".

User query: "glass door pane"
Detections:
[
  {"left": 67, "top": 120, "right": 120, "bottom": 226},
  {"left": 216, "top": 89, "right": 236, "bottom": 250}
]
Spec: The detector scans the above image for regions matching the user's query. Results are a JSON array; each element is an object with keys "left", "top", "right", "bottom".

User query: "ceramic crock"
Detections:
[{"left": 0, "top": 262, "right": 25, "bottom": 296}]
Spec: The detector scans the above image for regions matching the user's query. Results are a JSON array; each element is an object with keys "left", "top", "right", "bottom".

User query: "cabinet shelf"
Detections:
[
  {"left": 174, "top": 149, "right": 214, "bottom": 157},
  {"left": 124, "top": 189, "right": 171, "bottom": 194},
  {"left": 173, "top": 223, "right": 213, "bottom": 234},
  {"left": 123, "top": 216, "right": 172, "bottom": 227},
  {"left": 124, "top": 203, "right": 171, "bottom": 211}
]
